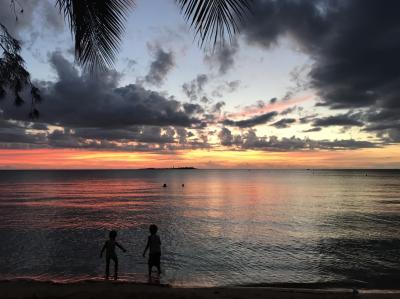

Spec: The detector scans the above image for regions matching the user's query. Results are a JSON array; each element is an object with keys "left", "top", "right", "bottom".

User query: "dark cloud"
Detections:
[
  {"left": 212, "top": 101, "right": 225, "bottom": 113},
  {"left": 280, "top": 106, "right": 297, "bottom": 115},
  {"left": 222, "top": 111, "right": 278, "bottom": 128},
  {"left": 226, "top": 80, "right": 241, "bottom": 92},
  {"left": 363, "top": 111, "right": 400, "bottom": 142},
  {"left": 145, "top": 45, "right": 175, "bottom": 86},
  {"left": 183, "top": 103, "right": 204, "bottom": 115},
  {"left": 0, "top": 119, "right": 46, "bottom": 148},
  {"left": 205, "top": 40, "right": 239, "bottom": 75},
  {"left": 303, "top": 127, "right": 322, "bottom": 133},
  {"left": 218, "top": 127, "right": 233, "bottom": 146},
  {"left": 0, "top": 52, "right": 209, "bottom": 150},
  {"left": 218, "top": 128, "right": 378, "bottom": 151},
  {"left": 30, "top": 122, "right": 48, "bottom": 130},
  {"left": 269, "top": 97, "right": 277, "bottom": 104},
  {"left": 243, "top": 0, "right": 400, "bottom": 141},
  {"left": 217, "top": 127, "right": 243, "bottom": 147},
  {"left": 200, "top": 96, "right": 210, "bottom": 103},
  {"left": 32, "top": 52, "right": 198, "bottom": 128},
  {"left": 312, "top": 114, "right": 364, "bottom": 127},
  {"left": 271, "top": 118, "right": 296, "bottom": 129},
  {"left": 182, "top": 74, "right": 208, "bottom": 101},
  {"left": 0, "top": 119, "right": 209, "bottom": 152},
  {"left": 244, "top": 0, "right": 326, "bottom": 50},
  {"left": 211, "top": 80, "right": 241, "bottom": 98},
  {"left": 317, "top": 139, "right": 378, "bottom": 150},
  {"left": 46, "top": 127, "right": 202, "bottom": 152},
  {"left": 122, "top": 58, "right": 137, "bottom": 73},
  {"left": 48, "top": 123, "right": 214, "bottom": 152},
  {"left": 299, "top": 114, "right": 318, "bottom": 124}
]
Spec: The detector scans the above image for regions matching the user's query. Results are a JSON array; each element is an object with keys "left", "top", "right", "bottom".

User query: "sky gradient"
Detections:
[{"left": 1, "top": 0, "right": 400, "bottom": 169}]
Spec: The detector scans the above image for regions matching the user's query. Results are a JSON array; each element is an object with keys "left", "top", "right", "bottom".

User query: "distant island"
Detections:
[{"left": 139, "top": 167, "right": 197, "bottom": 170}]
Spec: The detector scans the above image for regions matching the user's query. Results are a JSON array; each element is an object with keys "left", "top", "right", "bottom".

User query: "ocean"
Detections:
[{"left": 0, "top": 169, "right": 399, "bottom": 288}]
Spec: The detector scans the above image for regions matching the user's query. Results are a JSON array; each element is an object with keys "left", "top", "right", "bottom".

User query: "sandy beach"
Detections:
[{"left": 0, "top": 281, "right": 399, "bottom": 299}]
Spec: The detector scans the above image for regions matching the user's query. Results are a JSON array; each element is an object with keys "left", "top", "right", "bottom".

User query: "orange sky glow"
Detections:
[{"left": 1, "top": 146, "right": 399, "bottom": 169}]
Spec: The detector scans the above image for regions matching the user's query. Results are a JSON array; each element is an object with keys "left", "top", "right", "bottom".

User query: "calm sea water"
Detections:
[{"left": 0, "top": 169, "right": 399, "bottom": 288}]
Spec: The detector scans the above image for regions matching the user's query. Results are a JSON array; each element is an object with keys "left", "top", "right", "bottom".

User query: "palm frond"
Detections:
[
  {"left": 56, "top": 0, "right": 134, "bottom": 72},
  {"left": 176, "top": 0, "right": 253, "bottom": 48}
]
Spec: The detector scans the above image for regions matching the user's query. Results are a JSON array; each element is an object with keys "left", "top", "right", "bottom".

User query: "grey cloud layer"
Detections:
[
  {"left": 0, "top": 52, "right": 208, "bottom": 151},
  {"left": 218, "top": 128, "right": 377, "bottom": 151},
  {"left": 3, "top": 52, "right": 199, "bottom": 128},
  {"left": 222, "top": 111, "right": 278, "bottom": 128},
  {"left": 312, "top": 114, "right": 364, "bottom": 127}
]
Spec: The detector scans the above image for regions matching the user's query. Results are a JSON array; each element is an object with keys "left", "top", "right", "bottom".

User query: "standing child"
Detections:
[
  {"left": 100, "top": 230, "right": 126, "bottom": 280},
  {"left": 142, "top": 224, "right": 161, "bottom": 278}
]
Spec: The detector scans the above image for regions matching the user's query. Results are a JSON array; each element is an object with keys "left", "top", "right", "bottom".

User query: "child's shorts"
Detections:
[{"left": 148, "top": 253, "right": 161, "bottom": 267}]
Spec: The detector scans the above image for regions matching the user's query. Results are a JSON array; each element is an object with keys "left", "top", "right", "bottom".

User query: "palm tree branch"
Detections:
[
  {"left": 176, "top": 0, "right": 252, "bottom": 47},
  {"left": 56, "top": 0, "right": 134, "bottom": 72}
]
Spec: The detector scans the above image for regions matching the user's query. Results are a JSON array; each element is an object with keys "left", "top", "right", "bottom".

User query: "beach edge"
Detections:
[{"left": 1, "top": 280, "right": 400, "bottom": 299}]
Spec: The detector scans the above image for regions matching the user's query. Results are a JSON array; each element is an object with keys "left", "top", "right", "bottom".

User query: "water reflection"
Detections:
[{"left": 0, "top": 169, "right": 399, "bottom": 287}]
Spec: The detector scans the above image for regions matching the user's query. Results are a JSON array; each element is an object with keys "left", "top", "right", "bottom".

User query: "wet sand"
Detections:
[{"left": 0, "top": 280, "right": 399, "bottom": 299}]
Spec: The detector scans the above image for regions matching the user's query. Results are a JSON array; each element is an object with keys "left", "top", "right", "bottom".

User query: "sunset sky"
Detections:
[{"left": 1, "top": 0, "right": 400, "bottom": 169}]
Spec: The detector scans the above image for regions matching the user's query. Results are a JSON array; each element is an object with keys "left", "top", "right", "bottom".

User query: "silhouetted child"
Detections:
[
  {"left": 100, "top": 230, "right": 126, "bottom": 280},
  {"left": 142, "top": 224, "right": 161, "bottom": 278}
]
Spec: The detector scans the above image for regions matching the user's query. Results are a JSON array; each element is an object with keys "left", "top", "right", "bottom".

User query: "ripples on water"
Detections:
[{"left": 0, "top": 169, "right": 399, "bottom": 287}]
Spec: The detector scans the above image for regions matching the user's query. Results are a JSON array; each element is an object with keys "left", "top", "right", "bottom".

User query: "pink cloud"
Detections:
[{"left": 226, "top": 94, "right": 314, "bottom": 120}]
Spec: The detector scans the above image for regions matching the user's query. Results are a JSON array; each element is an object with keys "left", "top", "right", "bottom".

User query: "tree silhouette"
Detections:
[{"left": 0, "top": 24, "right": 40, "bottom": 118}]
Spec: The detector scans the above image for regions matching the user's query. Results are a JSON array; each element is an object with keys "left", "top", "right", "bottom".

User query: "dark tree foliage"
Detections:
[{"left": 0, "top": 24, "right": 41, "bottom": 118}]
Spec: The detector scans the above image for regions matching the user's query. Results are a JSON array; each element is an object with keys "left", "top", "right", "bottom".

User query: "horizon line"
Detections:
[{"left": 0, "top": 168, "right": 399, "bottom": 171}]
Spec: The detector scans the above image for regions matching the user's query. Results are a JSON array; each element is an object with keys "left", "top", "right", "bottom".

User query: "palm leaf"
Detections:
[
  {"left": 56, "top": 0, "right": 134, "bottom": 72},
  {"left": 58, "top": 0, "right": 252, "bottom": 71},
  {"left": 176, "top": 0, "right": 252, "bottom": 48}
]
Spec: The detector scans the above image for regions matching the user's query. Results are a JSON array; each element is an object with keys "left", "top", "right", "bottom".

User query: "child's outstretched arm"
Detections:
[
  {"left": 100, "top": 242, "right": 106, "bottom": 258},
  {"left": 116, "top": 242, "right": 127, "bottom": 253},
  {"left": 142, "top": 237, "right": 149, "bottom": 257}
]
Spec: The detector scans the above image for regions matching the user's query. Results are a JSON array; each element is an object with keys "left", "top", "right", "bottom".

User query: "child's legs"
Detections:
[
  {"left": 105, "top": 257, "right": 111, "bottom": 278},
  {"left": 156, "top": 264, "right": 161, "bottom": 274},
  {"left": 152, "top": 253, "right": 161, "bottom": 274},
  {"left": 155, "top": 253, "right": 161, "bottom": 274},
  {"left": 112, "top": 256, "right": 118, "bottom": 279},
  {"left": 148, "top": 253, "right": 161, "bottom": 276}
]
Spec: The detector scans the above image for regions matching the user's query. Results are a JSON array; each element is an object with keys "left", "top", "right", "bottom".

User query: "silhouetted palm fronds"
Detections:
[
  {"left": 176, "top": 0, "right": 252, "bottom": 47},
  {"left": 56, "top": 0, "right": 252, "bottom": 71},
  {"left": 56, "top": 0, "right": 134, "bottom": 72}
]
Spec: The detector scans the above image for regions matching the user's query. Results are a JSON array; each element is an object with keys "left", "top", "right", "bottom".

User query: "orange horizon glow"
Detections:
[{"left": 0, "top": 146, "right": 399, "bottom": 169}]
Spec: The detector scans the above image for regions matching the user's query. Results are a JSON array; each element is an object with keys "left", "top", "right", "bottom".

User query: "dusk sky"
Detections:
[{"left": 1, "top": 0, "right": 400, "bottom": 169}]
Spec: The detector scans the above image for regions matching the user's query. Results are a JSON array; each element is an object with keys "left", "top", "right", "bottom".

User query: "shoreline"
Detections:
[
  {"left": 1, "top": 280, "right": 400, "bottom": 299},
  {"left": 2, "top": 277, "right": 400, "bottom": 291}
]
